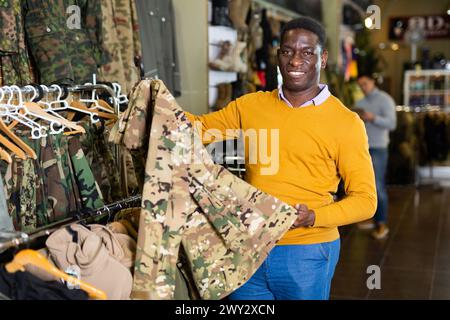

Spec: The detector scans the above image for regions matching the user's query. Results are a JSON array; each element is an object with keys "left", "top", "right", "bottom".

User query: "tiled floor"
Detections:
[{"left": 330, "top": 185, "right": 450, "bottom": 300}]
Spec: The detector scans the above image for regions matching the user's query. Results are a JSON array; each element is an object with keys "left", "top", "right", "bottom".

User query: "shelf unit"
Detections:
[{"left": 403, "top": 69, "right": 450, "bottom": 110}]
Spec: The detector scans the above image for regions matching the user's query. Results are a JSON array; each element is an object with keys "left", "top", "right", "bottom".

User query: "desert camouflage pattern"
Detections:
[
  {"left": 98, "top": 0, "right": 142, "bottom": 93},
  {"left": 111, "top": 80, "right": 298, "bottom": 300}
]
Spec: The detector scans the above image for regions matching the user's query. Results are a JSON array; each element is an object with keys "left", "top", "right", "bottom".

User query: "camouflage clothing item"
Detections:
[
  {"left": 0, "top": 0, "right": 34, "bottom": 85},
  {"left": 67, "top": 134, "right": 105, "bottom": 210},
  {"left": 0, "top": 174, "right": 14, "bottom": 232},
  {"left": 22, "top": 0, "right": 107, "bottom": 85},
  {"left": 98, "top": 0, "right": 142, "bottom": 93},
  {"left": 97, "top": 0, "right": 127, "bottom": 92},
  {"left": 112, "top": 80, "right": 298, "bottom": 300},
  {"left": 0, "top": 127, "right": 106, "bottom": 232},
  {"left": 0, "top": 153, "right": 45, "bottom": 233},
  {"left": 79, "top": 119, "right": 123, "bottom": 203}
]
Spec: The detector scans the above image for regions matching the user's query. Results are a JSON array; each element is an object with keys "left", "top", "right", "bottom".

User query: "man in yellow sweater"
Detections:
[{"left": 186, "top": 17, "right": 376, "bottom": 300}]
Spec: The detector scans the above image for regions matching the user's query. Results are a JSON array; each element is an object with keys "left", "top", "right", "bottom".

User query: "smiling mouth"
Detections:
[{"left": 287, "top": 71, "right": 306, "bottom": 78}]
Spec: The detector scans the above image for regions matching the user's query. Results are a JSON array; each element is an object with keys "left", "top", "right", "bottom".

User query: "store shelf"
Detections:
[
  {"left": 404, "top": 70, "right": 450, "bottom": 108},
  {"left": 208, "top": 25, "right": 238, "bottom": 108}
]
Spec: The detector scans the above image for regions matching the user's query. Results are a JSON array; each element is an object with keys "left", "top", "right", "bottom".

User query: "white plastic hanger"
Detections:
[
  {"left": 1, "top": 86, "right": 47, "bottom": 139},
  {"left": 47, "top": 84, "right": 100, "bottom": 124}
]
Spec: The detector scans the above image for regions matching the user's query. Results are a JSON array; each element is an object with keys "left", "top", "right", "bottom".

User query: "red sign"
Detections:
[{"left": 389, "top": 15, "right": 450, "bottom": 40}]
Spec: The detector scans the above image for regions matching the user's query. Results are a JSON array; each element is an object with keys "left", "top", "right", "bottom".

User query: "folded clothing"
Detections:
[{"left": 45, "top": 223, "right": 133, "bottom": 300}]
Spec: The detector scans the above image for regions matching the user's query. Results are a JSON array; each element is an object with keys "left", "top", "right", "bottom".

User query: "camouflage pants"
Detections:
[
  {"left": 79, "top": 120, "right": 122, "bottom": 204},
  {"left": 0, "top": 130, "right": 104, "bottom": 233},
  {"left": 112, "top": 80, "right": 298, "bottom": 300}
]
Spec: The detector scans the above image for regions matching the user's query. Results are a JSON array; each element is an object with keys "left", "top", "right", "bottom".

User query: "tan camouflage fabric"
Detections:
[
  {"left": 110, "top": 80, "right": 298, "bottom": 300},
  {"left": 98, "top": 0, "right": 142, "bottom": 94}
]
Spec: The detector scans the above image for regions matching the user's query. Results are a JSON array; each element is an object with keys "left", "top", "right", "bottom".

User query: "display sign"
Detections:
[{"left": 389, "top": 15, "right": 450, "bottom": 40}]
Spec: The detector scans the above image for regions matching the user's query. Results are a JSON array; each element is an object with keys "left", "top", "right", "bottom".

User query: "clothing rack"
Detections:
[
  {"left": 395, "top": 105, "right": 447, "bottom": 188},
  {"left": 1, "top": 82, "right": 126, "bottom": 191},
  {"left": 0, "top": 195, "right": 141, "bottom": 253},
  {"left": 9, "top": 83, "right": 120, "bottom": 117}
]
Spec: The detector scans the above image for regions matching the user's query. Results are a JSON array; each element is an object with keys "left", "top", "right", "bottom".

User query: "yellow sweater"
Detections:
[{"left": 186, "top": 89, "right": 377, "bottom": 245}]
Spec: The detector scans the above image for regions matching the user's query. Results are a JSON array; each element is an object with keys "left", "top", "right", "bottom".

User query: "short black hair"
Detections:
[
  {"left": 280, "top": 17, "right": 327, "bottom": 49},
  {"left": 357, "top": 73, "right": 375, "bottom": 81}
]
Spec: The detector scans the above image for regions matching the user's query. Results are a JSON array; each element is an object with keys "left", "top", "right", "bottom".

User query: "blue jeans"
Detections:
[
  {"left": 369, "top": 148, "right": 388, "bottom": 224},
  {"left": 228, "top": 239, "right": 341, "bottom": 300}
]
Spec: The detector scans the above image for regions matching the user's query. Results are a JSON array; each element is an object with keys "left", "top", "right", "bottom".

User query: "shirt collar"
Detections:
[{"left": 278, "top": 84, "right": 330, "bottom": 108}]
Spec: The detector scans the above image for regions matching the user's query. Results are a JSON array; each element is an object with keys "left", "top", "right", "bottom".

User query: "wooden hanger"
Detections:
[
  {"left": 0, "top": 146, "right": 12, "bottom": 163},
  {"left": 23, "top": 102, "right": 86, "bottom": 133},
  {"left": 95, "top": 99, "right": 115, "bottom": 114},
  {"left": 5, "top": 249, "right": 107, "bottom": 300},
  {"left": 0, "top": 133, "right": 26, "bottom": 160},
  {"left": 70, "top": 100, "right": 117, "bottom": 121},
  {"left": 0, "top": 118, "right": 37, "bottom": 159}
]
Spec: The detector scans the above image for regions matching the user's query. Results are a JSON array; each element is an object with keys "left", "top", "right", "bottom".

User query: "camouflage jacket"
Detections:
[
  {"left": 22, "top": 0, "right": 108, "bottom": 84},
  {"left": 97, "top": 0, "right": 142, "bottom": 94},
  {"left": 110, "top": 80, "right": 298, "bottom": 300},
  {"left": 0, "top": 0, "right": 33, "bottom": 85}
]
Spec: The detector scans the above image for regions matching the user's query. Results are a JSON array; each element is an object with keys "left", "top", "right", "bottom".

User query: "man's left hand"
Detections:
[{"left": 290, "top": 204, "right": 316, "bottom": 229}]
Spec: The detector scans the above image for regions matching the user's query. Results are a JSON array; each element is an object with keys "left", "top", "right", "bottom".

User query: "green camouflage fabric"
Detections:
[
  {"left": 0, "top": 128, "right": 105, "bottom": 232},
  {"left": 67, "top": 134, "right": 105, "bottom": 210},
  {"left": 78, "top": 119, "right": 123, "bottom": 203},
  {"left": 0, "top": 0, "right": 33, "bottom": 85},
  {"left": 112, "top": 80, "right": 298, "bottom": 300},
  {"left": 98, "top": 0, "right": 141, "bottom": 94},
  {"left": 22, "top": 0, "right": 107, "bottom": 85},
  {"left": 0, "top": 156, "right": 38, "bottom": 232}
]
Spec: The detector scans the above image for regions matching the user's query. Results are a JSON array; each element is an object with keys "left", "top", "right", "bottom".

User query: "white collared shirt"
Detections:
[{"left": 278, "top": 84, "right": 330, "bottom": 108}]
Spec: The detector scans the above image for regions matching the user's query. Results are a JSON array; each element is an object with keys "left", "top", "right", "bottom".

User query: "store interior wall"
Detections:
[
  {"left": 172, "top": 0, "right": 209, "bottom": 114},
  {"left": 372, "top": 0, "right": 450, "bottom": 104},
  {"left": 321, "top": 0, "right": 342, "bottom": 66}
]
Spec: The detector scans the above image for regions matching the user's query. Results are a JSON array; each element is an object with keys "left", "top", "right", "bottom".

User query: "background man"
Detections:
[{"left": 356, "top": 74, "right": 397, "bottom": 239}]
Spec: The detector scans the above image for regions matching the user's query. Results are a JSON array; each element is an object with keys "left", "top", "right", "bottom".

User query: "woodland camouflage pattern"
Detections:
[
  {"left": 0, "top": 130, "right": 105, "bottom": 232},
  {"left": 79, "top": 119, "right": 123, "bottom": 203},
  {"left": 111, "top": 80, "right": 298, "bottom": 300},
  {"left": 22, "top": 0, "right": 106, "bottom": 84}
]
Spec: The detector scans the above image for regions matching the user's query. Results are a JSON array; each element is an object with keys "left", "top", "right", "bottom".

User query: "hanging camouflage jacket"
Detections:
[
  {"left": 97, "top": 0, "right": 142, "bottom": 94},
  {"left": 22, "top": 0, "right": 108, "bottom": 85},
  {"left": 0, "top": 0, "right": 34, "bottom": 85},
  {"left": 110, "top": 80, "right": 298, "bottom": 300}
]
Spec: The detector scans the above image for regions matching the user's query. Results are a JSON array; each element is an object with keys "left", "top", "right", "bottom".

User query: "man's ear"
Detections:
[{"left": 321, "top": 49, "right": 328, "bottom": 69}]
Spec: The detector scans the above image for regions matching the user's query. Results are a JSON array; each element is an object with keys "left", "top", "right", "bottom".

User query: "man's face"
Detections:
[
  {"left": 357, "top": 76, "right": 376, "bottom": 96},
  {"left": 277, "top": 28, "right": 328, "bottom": 92}
]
